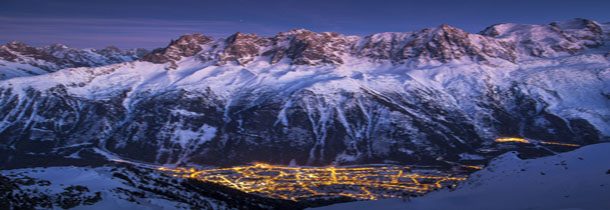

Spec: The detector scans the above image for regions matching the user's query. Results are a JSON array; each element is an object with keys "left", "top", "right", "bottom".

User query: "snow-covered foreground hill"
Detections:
[
  {"left": 0, "top": 164, "right": 302, "bottom": 209},
  {"left": 315, "top": 142, "right": 610, "bottom": 210}
]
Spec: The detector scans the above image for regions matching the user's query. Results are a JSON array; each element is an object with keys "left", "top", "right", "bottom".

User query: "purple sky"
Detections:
[{"left": 1, "top": 0, "right": 608, "bottom": 49}]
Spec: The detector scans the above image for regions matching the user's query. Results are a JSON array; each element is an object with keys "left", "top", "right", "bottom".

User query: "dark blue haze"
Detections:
[{"left": 1, "top": 0, "right": 608, "bottom": 48}]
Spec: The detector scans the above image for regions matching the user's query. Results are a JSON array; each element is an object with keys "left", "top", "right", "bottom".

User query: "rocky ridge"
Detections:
[
  {"left": 0, "top": 42, "right": 147, "bottom": 80},
  {"left": 0, "top": 18, "right": 607, "bottom": 168},
  {"left": 136, "top": 18, "right": 607, "bottom": 68}
]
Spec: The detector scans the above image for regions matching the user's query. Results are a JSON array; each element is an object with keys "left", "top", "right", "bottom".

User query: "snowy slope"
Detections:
[
  {"left": 0, "top": 19, "right": 608, "bottom": 168},
  {"left": 2, "top": 167, "right": 182, "bottom": 209},
  {"left": 314, "top": 142, "right": 610, "bottom": 210},
  {"left": 0, "top": 41, "right": 147, "bottom": 80},
  {"left": 1, "top": 164, "right": 301, "bottom": 209}
]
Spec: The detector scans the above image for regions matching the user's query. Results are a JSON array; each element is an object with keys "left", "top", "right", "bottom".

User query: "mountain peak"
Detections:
[
  {"left": 4, "top": 41, "right": 31, "bottom": 51},
  {"left": 46, "top": 43, "right": 70, "bottom": 50},
  {"left": 218, "top": 32, "right": 269, "bottom": 65},
  {"left": 141, "top": 33, "right": 213, "bottom": 66},
  {"left": 436, "top": 23, "right": 462, "bottom": 32},
  {"left": 6, "top": 40, "right": 26, "bottom": 46},
  {"left": 134, "top": 18, "right": 607, "bottom": 67},
  {"left": 1, "top": 41, "right": 58, "bottom": 63},
  {"left": 0, "top": 41, "right": 148, "bottom": 80},
  {"left": 281, "top": 29, "right": 350, "bottom": 65},
  {"left": 398, "top": 23, "right": 516, "bottom": 63},
  {"left": 479, "top": 23, "right": 514, "bottom": 37},
  {"left": 172, "top": 33, "right": 212, "bottom": 46},
  {"left": 279, "top": 28, "right": 314, "bottom": 36},
  {"left": 226, "top": 32, "right": 261, "bottom": 43},
  {"left": 100, "top": 45, "right": 121, "bottom": 52},
  {"left": 479, "top": 18, "right": 605, "bottom": 57},
  {"left": 424, "top": 24, "right": 468, "bottom": 38},
  {"left": 550, "top": 18, "right": 600, "bottom": 31},
  {"left": 0, "top": 20, "right": 608, "bottom": 177}
]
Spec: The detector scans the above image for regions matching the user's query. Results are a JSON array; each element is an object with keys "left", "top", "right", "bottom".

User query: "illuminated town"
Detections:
[
  {"left": 158, "top": 163, "right": 467, "bottom": 201},
  {"left": 153, "top": 137, "right": 581, "bottom": 201}
]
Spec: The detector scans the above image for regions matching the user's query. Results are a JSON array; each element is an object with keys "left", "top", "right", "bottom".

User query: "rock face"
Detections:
[
  {"left": 218, "top": 32, "right": 270, "bottom": 65},
  {"left": 0, "top": 19, "right": 608, "bottom": 168},
  {"left": 480, "top": 18, "right": 605, "bottom": 57},
  {"left": 274, "top": 30, "right": 355, "bottom": 65},
  {"left": 399, "top": 24, "right": 517, "bottom": 63},
  {"left": 136, "top": 18, "right": 608, "bottom": 68},
  {"left": 0, "top": 42, "right": 147, "bottom": 80},
  {"left": 142, "top": 33, "right": 212, "bottom": 68}
]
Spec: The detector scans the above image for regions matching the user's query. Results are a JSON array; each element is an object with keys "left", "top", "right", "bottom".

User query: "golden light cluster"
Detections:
[
  {"left": 158, "top": 163, "right": 466, "bottom": 201},
  {"left": 539, "top": 141, "right": 579, "bottom": 147},
  {"left": 495, "top": 137, "right": 530, "bottom": 143},
  {"left": 495, "top": 137, "right": 580, "bottom": 148},
  {"left": 461, "top": 165, "right": 483, "bottom": 170}
]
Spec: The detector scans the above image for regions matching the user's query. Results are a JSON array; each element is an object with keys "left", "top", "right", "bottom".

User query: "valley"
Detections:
[
  {"left": 0, "top": 16, "right": 608, "bottom": 209},
  {"left": 158, "top": 163, "right": 467, "bottom": 201}
]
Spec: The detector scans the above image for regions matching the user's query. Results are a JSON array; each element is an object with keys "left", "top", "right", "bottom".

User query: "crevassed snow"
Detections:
[{"left": 314, "top": 143, "right": 610, "bottom": 210}]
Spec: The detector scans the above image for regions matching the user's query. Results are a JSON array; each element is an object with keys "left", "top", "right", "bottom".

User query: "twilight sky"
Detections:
[{"left": 1, "top": 0, "right": 608, "bottom": 49}]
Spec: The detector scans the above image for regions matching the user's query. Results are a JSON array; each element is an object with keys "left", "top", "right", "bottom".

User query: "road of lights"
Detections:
[
  {"left": 495, "top": 137, "right": 530, "bottom": 143},
  {"left": 495, "top": 137, "right": 580, "bottom": 147},
  {"left": 539, "top": 141, "right": 580, "bottom": 147},
  {"left": 158, "top": 163, "right": 467, "bottom": 201}
]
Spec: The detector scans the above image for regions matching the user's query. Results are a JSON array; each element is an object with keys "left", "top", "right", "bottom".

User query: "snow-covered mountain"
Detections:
[
  {"left": 0, "top": 18, "right": 608, "bottom": 168},
  {"left": 0, "top": 42, "right": 148, "bottom": 80},
  {"left": 315, "top": 142, "right": 610, "bottom": 210},
  {"left": 0, "top": 164, "right": 302, "bottom": 209}
]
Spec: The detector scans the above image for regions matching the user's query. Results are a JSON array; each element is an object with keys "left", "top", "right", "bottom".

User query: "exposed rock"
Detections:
[
  {"left": 0, "top": 41, "right": 148, "bottom": 80},
  {"left": 550, "top": 18, "right": 604, "bottom": 48},
  {"left": 218, "top": 32, "right": 270, "bottom": 65},
  {"left": 480, "top": 18, "right": 604, "bottom": 58},
  {"left": 2, "top": 41, "right": 61, "bottom": 64},
  {"left": 141, "top": 33, "right": 212, "bottom": 68},
  {"left": 96, "top": 46, "right": 149, "bottom": 63},
  {"left": 0, "top": 19, "right": 607, "bottom": 169},
  {"left": 400, "top": 24, "right": 516, "bottom": 63},
  {"left": 265, "top": 29, "right": 355, "bottom": 65},
  {"left": 357, "top": 32, "right": 412, "bottom": 61}
]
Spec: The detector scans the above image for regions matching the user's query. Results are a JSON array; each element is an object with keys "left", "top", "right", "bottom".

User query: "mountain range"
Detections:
[
  {"left": 0, "top": 42, "right": 147, "bottom": 80},
  {"left": 0, "top": 18, "right": 608, "bottom": 169}
]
